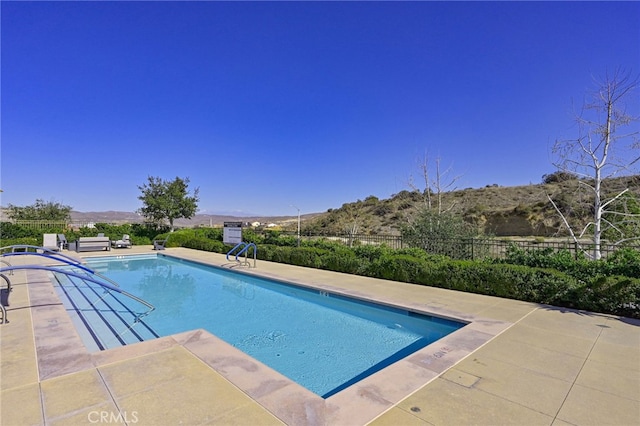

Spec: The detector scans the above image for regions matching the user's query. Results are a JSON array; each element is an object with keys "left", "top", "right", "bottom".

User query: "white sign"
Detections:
[{"left": 223, "top": 222, "right": 243, "bottom": 245}]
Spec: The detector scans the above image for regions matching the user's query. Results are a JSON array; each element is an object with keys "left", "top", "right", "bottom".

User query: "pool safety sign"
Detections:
[{"left": 223, "top": 222, "right": 243, "bottom": 245}]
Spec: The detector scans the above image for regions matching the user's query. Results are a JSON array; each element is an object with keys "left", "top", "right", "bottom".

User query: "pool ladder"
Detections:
[
  {"left": 226, "top": 242, "right": 257, "bottom": 268},
  {"left": 0, "top": 246, "right": 155, "bottom": 338}
]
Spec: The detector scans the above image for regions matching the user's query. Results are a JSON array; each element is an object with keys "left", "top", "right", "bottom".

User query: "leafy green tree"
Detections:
[
  {"left": 137, "top": 176, "right": 199, "bottom": 232},
  {"left": 6, "top": 199, "right": 72, "bottom": 221}
]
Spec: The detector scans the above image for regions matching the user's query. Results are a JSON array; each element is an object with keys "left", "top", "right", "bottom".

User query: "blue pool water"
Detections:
[{"left": 54, "top": 254, "right": 464, "bottom": 397}]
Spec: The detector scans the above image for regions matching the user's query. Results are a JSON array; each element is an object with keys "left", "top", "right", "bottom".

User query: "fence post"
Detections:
[{"left": 471, "top": 238, "right": 475, "bottom": 260}]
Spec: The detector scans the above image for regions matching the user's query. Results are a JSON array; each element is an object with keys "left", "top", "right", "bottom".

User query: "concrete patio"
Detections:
[{"left": 1, "top": 246, "right": 638, "bottom": 425}]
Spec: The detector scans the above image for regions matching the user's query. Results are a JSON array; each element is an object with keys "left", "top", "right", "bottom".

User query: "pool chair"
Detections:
[
  {"left": 113, "top": 234, "right": 132, "bottom": 249},
  {"left": 57, "top": 234, "right": 69, "bottom": 250},
  {"left": 153, "top": 239, "right": 167, "bottom": 250},
  {"left": 42, "top": 233, "right": 60, "bottom": 252}
]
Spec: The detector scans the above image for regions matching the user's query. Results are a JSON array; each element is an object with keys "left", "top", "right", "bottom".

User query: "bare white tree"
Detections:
[
  {"left": 409, "top": 152, "right": 462, "bottom": 214},
  {"left": 549, "top": 69, "right": 640, "bottom": 259},
  {"left": 340, "top": 201, "right": 364, "bottom": 247}
]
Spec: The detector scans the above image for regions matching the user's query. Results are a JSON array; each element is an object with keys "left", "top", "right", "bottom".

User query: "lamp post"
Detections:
[{"left": 290, "top": 204, "right": 300, "bottom": 247}]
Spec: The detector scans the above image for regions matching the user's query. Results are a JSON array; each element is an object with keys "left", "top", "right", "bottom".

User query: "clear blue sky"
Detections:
[{"left": 2, "top": 1, "right": 639, "bottom": 216}]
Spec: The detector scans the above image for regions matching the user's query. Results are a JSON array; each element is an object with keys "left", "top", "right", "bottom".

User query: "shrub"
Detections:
[
  {"left": 352, "top": 244, "right": 389, "bottom": 262},
  {"left": 368, "top": 253, "right": 428, "bottom": 283},
  {"left": 414, "top": 261, "right": 577, "bottom": 304},
  {"left": 289, "top": 247, "right": 327, "bottom": 268},
  {"left": 183, "top": 238, "right": 225, "bottom": 253},
  {"left": 195, "top": 227, "right": 223, "bottom": 241},
  {"left": 502, "top": 244, "right": 640, "bottom": 281},
  {"left": 542, "top": 171, "right": 578, "bottom": 184},
  {"left": 258, "top": 245, "right": 293, "bottom": 264},
  {"left": 303, "top": 238, "right": 345, "bottom": 251},
  {"left": 262, "top": 230, "right": 297, "bottom": 246},
  {"left": 150, "top": 232, "right": 171, "bottom": 248},
  {"left": 319, "top": 250, "right": 363, "bottom": 274},
  {"left": 131, "top": 223, "right": 170, "bottom": 240},
  {"left": 0, "top": 222, "right": 64, "bottom": 239},
  {"left": 0, "top": 237, "right": 40, "bottom": 250},
  {"left": 396, "top": 247, "right": 449, "bottom": 263},
  {"left": 503, "top": 245, "right": 574, "bottom": 269},
  {"left": 140, "top": 227, "right": 639, "bottom": 318},
  {"left": 605, "top": 247, "right": 640, "bottom": 278},
  {"left": 241, "top": 229, "right": 265, "bottom": 245},
  {"left": 565, "top": 275, "right": 640, "bottom": 318},
  {"left": 401, "top": 210, "right": 482, "bottom": 259},
  {"left": 93, "top": 223, "right": 133, "bottom": 241}
]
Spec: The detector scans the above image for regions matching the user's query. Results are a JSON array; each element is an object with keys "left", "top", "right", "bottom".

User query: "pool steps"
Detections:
[
  {"left": 52, "top": 272, "right": 159, "bottom": 350},
  {"left": 0, "top": 246, "right": 157, "bottom": 349}
]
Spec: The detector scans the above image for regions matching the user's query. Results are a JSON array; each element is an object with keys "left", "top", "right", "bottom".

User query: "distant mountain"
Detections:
[
  {"left": 70, "top": 211, "right": 142, "bottom": 223},
  {"left": 7, "top": 174, "right": 639, "bottom": 238},
  {"left": 68, "top": 210, "right": 321, "bottom": 228}
]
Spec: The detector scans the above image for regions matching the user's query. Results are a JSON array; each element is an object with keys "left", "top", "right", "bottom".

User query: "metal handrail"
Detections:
[
  {"left": 0, "top": 259, "right": 13, "bottom": 275},
  {"left": 1, "top": 247, "right": 121, "bottom": 288},
  {"left": 2, "top": 248, "right": 93, "bottom": 271},
  {"left": 0, "top": 265, "right": 154, "bottom": 315},
  {"left": 0, "top": 273, "right": 10, "bottom": 324},
  {"left": 0, "top": 246, "right": 155, "bottom": 326},
  {"left": 235, "top": 242, "right": 256, "bottom": 261},
  {"left": 226, "top": 242, "right": 246, "bottom": 261},
  {"left": 226, "top": 242, "right": 257, "bottom": 268}
]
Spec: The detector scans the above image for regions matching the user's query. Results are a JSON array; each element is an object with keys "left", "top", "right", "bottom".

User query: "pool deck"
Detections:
[{"left": 1, "top": 246, "right": 639, "bottom": 425}]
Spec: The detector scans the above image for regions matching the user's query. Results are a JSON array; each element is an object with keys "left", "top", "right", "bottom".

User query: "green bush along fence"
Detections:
[
  {"left": 0, "top": 221, "right": 166, "bottom": 247},
  {"left": 278, "top": 231, "right": 637, "bottom": 260},
  {"left": 7, "top": 220, "right": 70, "bottom": 230},
  {"left": 3, "top": 221, "right": 637, "bottom": 260},
  {"left": 252, "top": 242, "right": 640, "bottom": 319},
  {"left": 2, "top": 222, "right": 638, "bottom": 318}
]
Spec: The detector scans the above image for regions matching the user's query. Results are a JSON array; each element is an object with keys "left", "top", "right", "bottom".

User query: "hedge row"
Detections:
[
  {"left": 0, "top": 222, "right": 167, "bottom": 247},
  {"left": 253, "top": 244, "right": 639, "bottom": 318},
  {"left": 155, "top": 229, "right": 639, "bottom": 319},
  {"left": 3, "top": 225, "right": 637, "bottom": 318},
  {"left": 500, "top": 245, "right": 640, "bottom": 282},
  {"left": 0, "top": 237, "right": 40, "bottom": 249}
]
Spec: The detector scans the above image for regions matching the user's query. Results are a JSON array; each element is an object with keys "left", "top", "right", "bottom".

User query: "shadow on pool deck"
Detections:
[{"left": 1, "top": 246, "right": 639, "bottom": 425}]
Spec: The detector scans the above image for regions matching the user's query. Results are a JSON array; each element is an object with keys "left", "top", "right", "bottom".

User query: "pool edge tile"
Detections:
[
  {"left": 23, "top": 248, "right": 542, "bottom": 426},
  {"left": 91, "top": 335, "right": 180, "bottom": 367},
  {"left": 28, "top": 270, "right": 95, "bottom": 381},
  {"left": 181, "top": 328, "right": 326, "bottom": 425}
]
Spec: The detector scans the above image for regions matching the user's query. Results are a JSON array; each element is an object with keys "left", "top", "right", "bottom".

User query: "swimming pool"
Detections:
[{"left": 54, "top": 254, "right": 465, "bottom": 398}]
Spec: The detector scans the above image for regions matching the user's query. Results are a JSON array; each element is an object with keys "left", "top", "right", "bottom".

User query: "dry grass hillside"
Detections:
[
  {"left": 302, "top": 175, "right": 640, "bottom": 237},
  {"left": 5, "top": 175, "right": 636, "bottom": 239}
]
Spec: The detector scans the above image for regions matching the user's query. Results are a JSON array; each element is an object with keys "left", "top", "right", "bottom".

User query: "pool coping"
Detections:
[
  {"left": 30, "top": 250, "right": 513, "bottom": 425},
  {"left": 163, "top": 251, "right": 515, "bottom": 423}
]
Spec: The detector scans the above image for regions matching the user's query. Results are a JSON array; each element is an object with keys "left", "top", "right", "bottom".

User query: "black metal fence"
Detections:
[
  {"left": 296, "top": 232, "right": 405, "bottom": 249},
  {"left": 6, "top": 219, "right": 120, "bottom": 230},
  {"left": 6, "top": 221, "right": 637, "bottom": 260},
  {"left": 279, "top": 232, "right": 637, "bottom": 260},
  {"left": 413, "top": 238, "right": 632, "bottom": 260}
]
